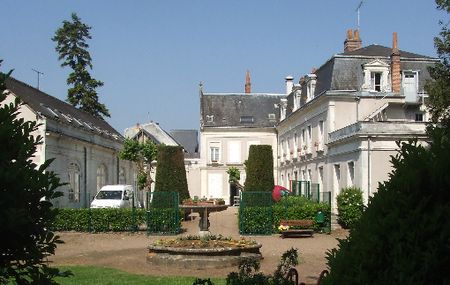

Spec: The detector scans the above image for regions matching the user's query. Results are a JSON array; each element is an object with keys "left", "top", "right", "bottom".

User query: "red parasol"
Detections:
[{"left": 272, "top": 185, "right": 290, "bottom": 202}]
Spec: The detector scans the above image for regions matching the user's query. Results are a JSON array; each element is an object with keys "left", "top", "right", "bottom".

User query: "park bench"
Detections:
[{"left": 279, "top": 219, "right": 315, "bottom": 238}]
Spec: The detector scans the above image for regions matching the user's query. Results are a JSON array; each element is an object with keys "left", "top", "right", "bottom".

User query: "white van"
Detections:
[{"left": 90, "top": 185, "right": 134, "bottom": 209}]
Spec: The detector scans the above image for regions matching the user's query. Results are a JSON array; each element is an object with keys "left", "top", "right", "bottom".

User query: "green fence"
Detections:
[
  {"left": 146, "top": 191, "right": 180, "bottom": 235},
  {"left": 239, "top": 191, "right": 273, "bottom": 235},
  {"left": 290, "top": 180, "right": 311, "bottom": 198}
]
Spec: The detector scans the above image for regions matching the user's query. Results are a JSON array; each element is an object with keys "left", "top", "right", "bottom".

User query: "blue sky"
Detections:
[{"left": 1, "top": 0, "right": 447, "bottom": 133}]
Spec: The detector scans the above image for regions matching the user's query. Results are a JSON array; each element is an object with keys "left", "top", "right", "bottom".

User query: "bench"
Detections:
[{"left": 279, "top": 219, "right": 315, "bottom": 238}]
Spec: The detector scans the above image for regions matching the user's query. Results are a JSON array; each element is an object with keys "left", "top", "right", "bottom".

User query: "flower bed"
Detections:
[{"left": 147, "top": 235, "right": 262, "bottom": 269}]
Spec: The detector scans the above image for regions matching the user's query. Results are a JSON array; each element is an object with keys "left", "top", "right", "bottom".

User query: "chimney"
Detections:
[
  {"left": 390, "top": 32, "right": 401, "bottom": 93},
  {"left": 344, "top": 29, "right": 362, "bottom": 52},
  {"left": 245, "top": 70, "right": 251, "bottom": 94},
  {"left": 285, "top": 75, "right": 294, "bottom": 95}
]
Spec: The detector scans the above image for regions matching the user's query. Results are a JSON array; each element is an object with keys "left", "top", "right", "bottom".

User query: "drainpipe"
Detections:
[
  {"left": 83, "top": 146, "right": 87, "bottom": 208},
  {"left": 367, "top": 136, "right": 371, "bottom": 203}
]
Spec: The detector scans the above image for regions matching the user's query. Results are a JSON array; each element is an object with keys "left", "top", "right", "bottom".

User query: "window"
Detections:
[
  {"left": 306, "top": 74, "right": 317, "bottom": 102},
  {"left": 209, "top": 142, "right": 220, "bottom": 163},
  {"left": 227, "top": 141, "right": 241, "bottom": 163},
  {"left": 294, "top": 133, "right": 298, "bottom": 156},
  {"left": 415, "top": 113, "right": 424, "bottom": 122},
  {"left": 371, "top": 72, "right": 382, "bottom": 91},
  {"left": 348, "top": 162, "right": 355, "bottom": 186},
  {"left": 362, "top": 60, "right": 390, "bottom": 92},
  {"left": 318, "top": 166, "right": 324, "bottom": 186},
  {"left": 268, "top": 113, "right": 276, "bottom": 121},
  {"left": 68, "top": 163, "right": 80, "bottom": 202},
  {"left": 206, "top": 115, "right": 214, "bottom": 123},
  {"left": 334, "top": 164, "right": 341, "bottom": 195},
  {"left": 307, "top": 169, "right": 312, "bottom": 182},
  {"left": 240, "top": 116, "right": 254, "bottom": 123},
  {"left": 119, "top": 167, "right": 126, "bottom": 184},
  {"left": 97, "top": 164, "right": 107, "bottom": 192},
  {"left": 306, "top": 125, "right": 312, "bottom": 153}
]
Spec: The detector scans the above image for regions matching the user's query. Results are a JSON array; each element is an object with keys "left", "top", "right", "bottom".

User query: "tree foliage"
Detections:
[
  {"left": 227, "top": 166, "right": 243, "bottom": 190},
  {"left": 425, "top": 0, "right": 450, "bottom": 128},
  {"left": 52, "top": 13, "right": 110, "bottom": 118},
  {"left": 0, "top": 62, "right": 71, "bottom": 284},
  {"left": 336, "top": 187, "right": 364, "bottom": 229},
  {"left": 244, "top": 145, "right": 274, "bottom": 192},
  {"left": 119, "top": 138, "right": 157, "bottom": 191},
  {"left": 154, "top": 145, "right": 190, "bottom": 201}
]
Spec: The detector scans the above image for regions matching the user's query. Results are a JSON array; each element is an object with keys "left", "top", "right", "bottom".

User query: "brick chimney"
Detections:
[
  {"left": 344, "top": 29, "right": 362, "bottom": 52},
  {"left": 390, "top": 32, "right": 401, "bottom": 94},
  {"left": 245, "top": 70, "right": 251, "bottom": 94}
]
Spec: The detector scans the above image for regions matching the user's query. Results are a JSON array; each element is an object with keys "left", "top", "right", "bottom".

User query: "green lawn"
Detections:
[{"left": 54, "top": 266, "right": 226, "bottom": 285}]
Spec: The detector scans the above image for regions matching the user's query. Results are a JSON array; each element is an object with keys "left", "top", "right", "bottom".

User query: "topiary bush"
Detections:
[
  {"left": 322, "top": 128, "right": 450, "bottom": 284},
  {"left": 244, "top": 145, "right": 274, "bottom": 192},
  {"left": 154, "top": 145, "right": 190, "bottom": 202},
  {"left": 336, "top": 187, "right": 364, "bottom": 229}
]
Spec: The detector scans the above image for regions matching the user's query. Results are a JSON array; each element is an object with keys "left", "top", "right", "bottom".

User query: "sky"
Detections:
[{"left": 1, "top": 0, "right": 447, "bottom": 134}]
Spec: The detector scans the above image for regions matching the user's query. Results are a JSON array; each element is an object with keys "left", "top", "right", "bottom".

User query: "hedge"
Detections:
[
  {"left": 52, "top": 208, "right": 146, "bottom": 232},
  {"left": 239, "top": 196, "right": 331, "bottom": 234}
]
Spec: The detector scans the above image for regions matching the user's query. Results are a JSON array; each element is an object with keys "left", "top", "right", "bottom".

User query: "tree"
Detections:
[
  {"left": 0, "top": 62, "right": 70, "bottom": 283},
  {"left": 52, "top": 13, "right": 110, "bottom": 118},
  {"left": 227, "top": 166, "right": 244, "bottom": 190},
  {"left": 154, "top": 145, "right": 190, "bottom": 202},
  {"left": 425, "top": 0, "right": 450, "bottom": 129},
  {"left": 119, "top": 138, "right": 158, "bottom": 191},
  {"left": 244, "top": 145, "right": 274, "bottom": 192}
]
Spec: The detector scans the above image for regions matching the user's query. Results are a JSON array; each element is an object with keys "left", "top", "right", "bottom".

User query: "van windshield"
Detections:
[{"left": 95, "top": 190, "right": 122, "bottom": 200}]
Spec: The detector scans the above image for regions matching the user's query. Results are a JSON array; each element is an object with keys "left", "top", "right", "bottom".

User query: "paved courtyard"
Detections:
[{"left": 50, "top": 207, "right": 347, "bottom": 284}]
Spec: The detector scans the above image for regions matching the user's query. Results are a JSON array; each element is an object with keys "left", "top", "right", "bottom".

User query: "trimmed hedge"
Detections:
[
  {"left": 53, "top": 208, "right": 146, "bottom": 232},
  {"left": 273, "top": 196, "right": 330, "bottom": 232},
  {"left": 239, "top": 196, "right": 331, "bottom": 234},
  {"left": 154, "top": 145, "right": 190, "bottom": 201},
  {"left": 244, "top": 145, "right": 274, "bottom": 192}
]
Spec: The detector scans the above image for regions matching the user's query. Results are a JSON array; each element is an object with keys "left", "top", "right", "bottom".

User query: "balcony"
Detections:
[{"left": 328, "top": 121, "right": 427, "bottom": 144}]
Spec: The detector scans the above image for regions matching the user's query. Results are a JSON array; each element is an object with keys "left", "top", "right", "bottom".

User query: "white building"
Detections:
[
  {"left": 199, "top": 77, "right": 283, "bottom": 204},
  {"left": 4, "top": 77, "right": 135, "bottom": 208},
  {"left": 277, "top": 30, "right": 437, "bottom": 212}
]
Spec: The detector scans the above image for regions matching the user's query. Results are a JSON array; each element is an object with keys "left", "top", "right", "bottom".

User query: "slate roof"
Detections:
[
  {"left": 169, "top": 129, "right": 199, "bottom": 154},
  {"left": 5, "top": 77, "right": 122, "bottom": 140},
  {"left": 201, "top": 93, "right": 284, "bottom": 128},
  {"left": 124, "top": 122, "right": 179, "bottom": 146},
  {"left": 311, "top": 45, "right": 438, "bottom": 95},
  {"left": 337, "top": 44, "right": 435, "bottom": 59}
]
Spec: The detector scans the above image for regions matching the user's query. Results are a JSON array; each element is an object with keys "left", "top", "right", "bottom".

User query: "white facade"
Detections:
[{"left": 199, "top": 128, "right": 278, "bottom": 204}]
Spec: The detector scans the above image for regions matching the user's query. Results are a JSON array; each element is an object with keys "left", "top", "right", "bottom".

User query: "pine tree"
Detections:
[{"left": 53, "top": 13, "right": 110, "bottom": 118}]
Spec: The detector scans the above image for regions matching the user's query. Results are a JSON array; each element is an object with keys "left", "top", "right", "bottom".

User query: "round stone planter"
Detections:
[{"left": 147, "top": 244, "right": 262, "bottom": 269}]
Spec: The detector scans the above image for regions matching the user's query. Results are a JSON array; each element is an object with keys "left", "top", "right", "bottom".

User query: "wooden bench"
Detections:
[{"left": 280, "top": 219, "right": 315, "bottom": 238}]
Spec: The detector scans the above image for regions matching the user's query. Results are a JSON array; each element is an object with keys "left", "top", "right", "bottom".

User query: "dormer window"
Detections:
[
  {"left": 206, "top": 115, "right": 214, "bottom": 123},
  {"left": 362, "top": 60, "right": 390, "bottom": 92},
  {"left": 306, "top": 74, "right": 317, "bottom": 102},
  {"left": 240, "top": 116, "right": 254, "bottom": 123}
]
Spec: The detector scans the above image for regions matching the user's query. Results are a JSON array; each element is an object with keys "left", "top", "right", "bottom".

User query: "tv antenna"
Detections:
[
  {"left": 31, "top": 68, "right": 44, "bottom": 90},
  {"left": 355, "top": 0, "right": 365, "bottom": 30}
]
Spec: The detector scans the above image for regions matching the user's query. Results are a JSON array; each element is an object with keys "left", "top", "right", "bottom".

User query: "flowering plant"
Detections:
[{"left": 278, "top": 224, "right": 290, "bottom": 231}]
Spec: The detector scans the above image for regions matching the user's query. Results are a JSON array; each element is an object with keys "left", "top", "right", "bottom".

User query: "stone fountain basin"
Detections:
[{"left": 147, "top": 244, "right": 262, "bottom": 269}]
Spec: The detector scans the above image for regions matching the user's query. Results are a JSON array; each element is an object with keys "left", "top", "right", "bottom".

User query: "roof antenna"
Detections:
[
  {"left": 355, "top": 0, "right": 365, "bottom": 31},
  {"left": 31, "top": 68, "right": 44, "bottom": 90}
]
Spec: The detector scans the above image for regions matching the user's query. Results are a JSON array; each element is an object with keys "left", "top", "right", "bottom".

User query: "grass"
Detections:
[{"left": 54, "top": 265, "right": 226, "bottom": 285}]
